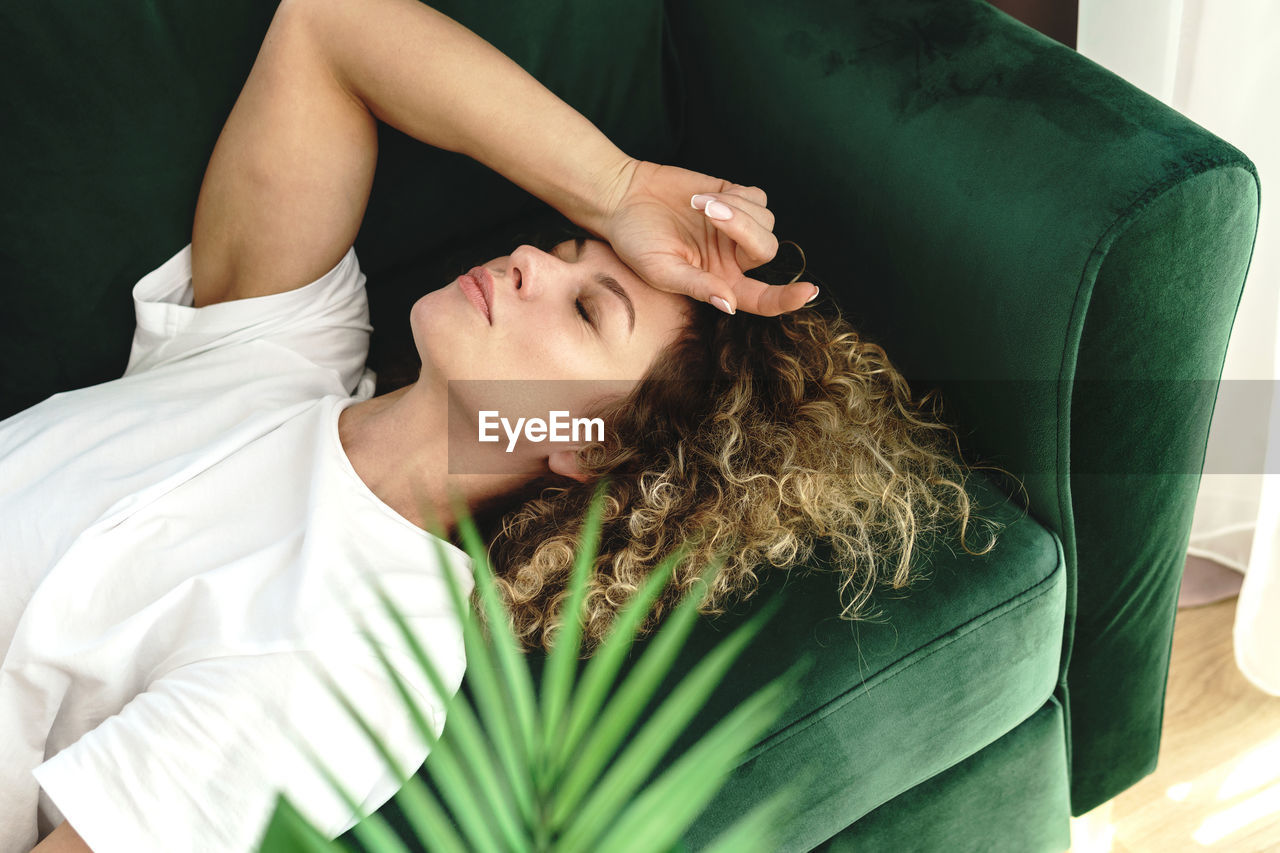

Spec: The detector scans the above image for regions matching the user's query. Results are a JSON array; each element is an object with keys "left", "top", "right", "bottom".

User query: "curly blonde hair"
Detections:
[{"left": 475, "top": 278, "right": 1015, "bottom": 657}]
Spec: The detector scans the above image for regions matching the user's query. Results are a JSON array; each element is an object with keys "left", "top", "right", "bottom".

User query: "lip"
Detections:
[{"left": 458, "top": 266, "right": 494, "bottom": 324}]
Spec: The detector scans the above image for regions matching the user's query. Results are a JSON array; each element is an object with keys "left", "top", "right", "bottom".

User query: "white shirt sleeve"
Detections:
[
  {"left": 30, "top": 640, "right": 462, "bottom": 853},
  {"left": 124, "top": 243, "right": 374, "bottom": 395}
]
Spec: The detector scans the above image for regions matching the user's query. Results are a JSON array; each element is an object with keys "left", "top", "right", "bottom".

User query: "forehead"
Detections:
[
  {"left": 570, "top": 237, "right": 630, "bottom": 278},
  {"left": 571, "top": 238, "right": 691, "bottom": 315}
]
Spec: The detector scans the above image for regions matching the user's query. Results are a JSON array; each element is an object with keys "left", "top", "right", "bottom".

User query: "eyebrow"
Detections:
[{"left": 575, "top": 236, "right": 635, "bottom": 334}]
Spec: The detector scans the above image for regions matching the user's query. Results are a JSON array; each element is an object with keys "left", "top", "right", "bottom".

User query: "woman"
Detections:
[
  {"left": 478, "top": 228, "right": 1005, "bottom": 657},
  {"left": 1, "top": 0, "right": 1002, "bottom": 850}
]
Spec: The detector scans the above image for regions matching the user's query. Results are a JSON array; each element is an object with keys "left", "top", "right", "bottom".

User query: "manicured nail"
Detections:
[
  {"left": 690, "top": 193, "right": 713, "bottom": 210},
  {"left": 805, "top": 286, "right": 819, "bottom": 303},
  {"left": 710, "top": 296, "right": 735, "bottom": 315},
  {"left": 704, "top": 200, "right": 733, "bottom": 220}
]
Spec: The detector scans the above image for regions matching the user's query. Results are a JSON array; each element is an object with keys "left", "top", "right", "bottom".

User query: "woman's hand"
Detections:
[{"left": 597, "top": 160, "right": 817, "bottom": 317}]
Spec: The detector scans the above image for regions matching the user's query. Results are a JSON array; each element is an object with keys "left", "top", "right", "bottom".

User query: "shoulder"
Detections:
[{"left": 126, "top": 242, "right": 372, "bottom": 393}]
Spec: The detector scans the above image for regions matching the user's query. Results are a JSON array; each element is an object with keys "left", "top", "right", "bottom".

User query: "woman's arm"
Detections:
[
  {"left": 194, "top": 0, "right": 812, "bottom": 314},
  {"left": 309, "top": 0, "right": 635, "bottom": 232},
  {"left": 30, "top": 821, "right": 91, "bottom": 853},
  {"left": 191, "top": 0, "right": 633, "bottom": 306}
]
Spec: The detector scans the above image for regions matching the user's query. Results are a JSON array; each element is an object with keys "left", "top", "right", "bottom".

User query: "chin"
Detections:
[
  {"left": 409, "top": 290, "right": 455, "bottom": 380},
  {"left": 418, "top": 297, "right": 503, "bottom": 388}
]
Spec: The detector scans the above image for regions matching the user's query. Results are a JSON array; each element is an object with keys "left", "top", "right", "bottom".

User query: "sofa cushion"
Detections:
[
  {"left": 659, "top": 471, "right": 1066, "bottom": 850},
  {"left": 816, "top": 696, "right": 1072, "bottom": 852},
  {"left": 358, "top": 470, "right": 1066, "bottom": 851}
]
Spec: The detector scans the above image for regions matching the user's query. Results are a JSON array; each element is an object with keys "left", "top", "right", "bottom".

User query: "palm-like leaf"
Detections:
[{"left": 257, "top": 485, "right": 814, "bottom": 852}]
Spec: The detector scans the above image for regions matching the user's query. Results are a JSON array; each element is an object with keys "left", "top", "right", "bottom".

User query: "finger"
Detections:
[
  {"left": 691, "top": 192, "right": 775, "bottom": 231},
  {"left": 728, "top": 278, "right": 821, "bottom": 317},
  {"left": 724, "top": 184, "right": 768, "bottom": 207},
  {"left": 643, "top": 253, "right": 818, "bottom": 317},
  {"left": 692, "top": 184, "right": 768, "bottom": 211},
  {"left": 700, "top": 198, "right": 780, "bottom": 269}
]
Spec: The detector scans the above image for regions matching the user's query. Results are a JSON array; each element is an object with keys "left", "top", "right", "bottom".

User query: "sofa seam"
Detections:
[
  {"left": 853, "top": 690, "right": 1068, "bottom": 835},
  {"left": 738, "top": 552, "right": 1065, "bottom": 765}
]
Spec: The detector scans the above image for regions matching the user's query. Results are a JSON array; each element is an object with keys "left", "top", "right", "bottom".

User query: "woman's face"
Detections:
[{"left": 411, "top": 237, "right": 692, "bottom": 452}]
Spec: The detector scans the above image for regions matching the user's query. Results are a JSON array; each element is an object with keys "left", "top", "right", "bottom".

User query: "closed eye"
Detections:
[{"left": 576, "top": 297, "right": 595, "bottom": 328}]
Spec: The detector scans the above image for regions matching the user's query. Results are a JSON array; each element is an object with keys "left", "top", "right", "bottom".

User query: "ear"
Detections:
[{"left": 547, "top": 448, "right": 591, "bottom": 482}]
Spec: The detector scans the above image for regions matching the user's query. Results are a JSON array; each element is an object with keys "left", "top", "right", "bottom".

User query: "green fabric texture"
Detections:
[
  {"left": 655, "top": 477, "right": 1065, "bottom": 851},
  {"left": 0, "top": 1, "right": 275, "bottom": 415},
  {"left": 667, "top": 0, "right": 1260, "bottom": 818},
  {"left": 357, "top": 472, "right": 1065, "bottom": 851},
  {"left": 816, "top": 698, "right": 1072, "bottom": 853},
  {"left": 0, "top": 0, "right": 678, "bottom": 417},
  {"left": 1068, "top": 166, "right": 1261, "bottom": 808}
]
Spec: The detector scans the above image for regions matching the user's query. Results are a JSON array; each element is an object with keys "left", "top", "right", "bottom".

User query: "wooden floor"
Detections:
[{"left": 1070, "top": 596, "right": 1280, "bottom": 852}]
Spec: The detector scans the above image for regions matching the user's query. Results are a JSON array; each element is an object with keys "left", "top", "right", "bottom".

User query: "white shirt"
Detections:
[{"left": 0, "top": 243, "right": 473, "bottom": 852}]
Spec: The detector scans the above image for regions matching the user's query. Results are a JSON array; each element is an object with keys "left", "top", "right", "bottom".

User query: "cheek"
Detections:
[
  {"left": 513, "top": 320, "right": 587, "bottom": 369},
  {"left": 559, "top": 381, "right": 636, "bottom": 421}
]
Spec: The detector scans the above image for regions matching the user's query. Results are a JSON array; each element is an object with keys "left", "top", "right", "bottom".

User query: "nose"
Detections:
[{"left": 507, "top": 244, "right": 564, "bottom": 300}]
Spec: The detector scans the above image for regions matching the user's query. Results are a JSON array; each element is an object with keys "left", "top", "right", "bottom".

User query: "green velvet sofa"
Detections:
[{"left": 1, "top": 0, "right": 1260, "bottom": 850}]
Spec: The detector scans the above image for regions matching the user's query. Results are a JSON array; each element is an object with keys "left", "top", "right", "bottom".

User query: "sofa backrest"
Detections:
[{"left": 0, "top": 0, "right": 680, "bottom": 417}]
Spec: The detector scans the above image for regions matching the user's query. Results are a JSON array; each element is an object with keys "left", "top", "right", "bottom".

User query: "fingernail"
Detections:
[
  {"left": 805, "top": 286, "right": 819, "bottom": 303},
  {"left": 704, "top": 200, "right": 733, "bottom": 221},
  {"left": 690, "top": 194, "right": 713, "bottom": 210},
  {"left": 710, "top": 296, "right": 735, "bottom": 315}
]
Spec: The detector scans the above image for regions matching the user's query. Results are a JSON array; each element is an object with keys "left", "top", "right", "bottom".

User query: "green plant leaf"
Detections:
[
  {"left": 258, "top": 499, "right": 512, "bottom": 851},
  {"left": 554, "top": 596, "right": 794, "bottom": 849},
  {"left": 582, "top": 691, "right": 780, "bottom": 853},
  {"left": 304, "top": 657, "right": 414, "bottom": 784},
  {"left": 588, "top": 657, "right": 815, "bottom": 853},
  {"left": 453, "top": 503, "right": 541, "bottom": 828},
  {"left": 539, "top": 480, "right": 609, "bottom": 778},
  {"left": 550, "top": 544, "right": 691, "bottom": 780},
  {"left": 323, "top": 627, "right": 471, "bottom": 853},
  {"left": 547, "top": 555, "right": 724, "bottom": 829},
  {"left": 358, "top": 537, "right": 522, "bottom": 853},
  {"left": 256, "top": 793, "right": 352, "bottom": 853},
  {"left": 280, "top": 723, "right": 409, "bottom": 853},
  {"left": 264, "top": 492, "right": 819, "bottom": 853}
]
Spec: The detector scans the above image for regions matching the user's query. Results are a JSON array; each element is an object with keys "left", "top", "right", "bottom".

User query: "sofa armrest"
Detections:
[{"left": 667, "top": 0, "right": 1259, "bottom": 814}]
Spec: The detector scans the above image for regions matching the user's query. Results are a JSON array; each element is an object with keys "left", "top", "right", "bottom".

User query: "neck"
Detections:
[{"left": 337, "top": 377, "right": 539, "bottom": 535}]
